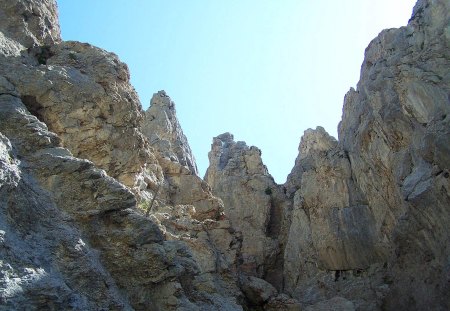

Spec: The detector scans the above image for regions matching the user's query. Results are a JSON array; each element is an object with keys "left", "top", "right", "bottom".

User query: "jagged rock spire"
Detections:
[{"left": 142, "top": 90, "right": 199, "bottom": 175}]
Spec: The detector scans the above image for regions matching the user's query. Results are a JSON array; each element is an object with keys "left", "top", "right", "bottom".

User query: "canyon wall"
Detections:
[
  {"left": 0, "top": 1, "right": 244, "bottom": 310},
  {"left": 0, "top": 0, "right": 448, "bottom": 310},
  {"left": 206, "top": 0, "right": 449, "bottom": 310}
]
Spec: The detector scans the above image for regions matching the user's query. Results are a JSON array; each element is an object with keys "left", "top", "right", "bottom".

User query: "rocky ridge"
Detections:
[
  {"left": 206, "top": 0, "right": 449, "bottom": 309},
  {"left": 0, "top": 1, "right": 243, "bottom": 310},
  {"left": 0, "top": 0, "right": 449, "bottom": 310}
]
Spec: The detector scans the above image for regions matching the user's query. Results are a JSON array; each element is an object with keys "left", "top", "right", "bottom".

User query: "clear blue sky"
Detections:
[{"left": 58, "top": 0, "right": 416, "bottom": 183}]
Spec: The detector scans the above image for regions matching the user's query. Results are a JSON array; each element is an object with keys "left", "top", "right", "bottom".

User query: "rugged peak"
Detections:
[
  {"left": 298, "top": 126, "right": 337, "bottom": 159},
  {"left": 150, "top": 89, "right": 172, "bottom": 106},
  {"left": 206, "top": 133, "right": 291, "bottom": 292},
  {"left": 207, "top": 132, "right": 267, "bottom": 176},
  {"left": 142, "top": 91, "right": 198, "bottom": 175},
  {"left": 0, "top": 0, "right": 61, "bottom": 51},
  {"left": 215, "top": 132, "right": 235, "bottom": 143}
]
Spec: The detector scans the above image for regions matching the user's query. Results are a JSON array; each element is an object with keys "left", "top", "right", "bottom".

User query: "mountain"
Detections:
[{"left": 0, "top": 0, "right": 448, "bottom": 310}]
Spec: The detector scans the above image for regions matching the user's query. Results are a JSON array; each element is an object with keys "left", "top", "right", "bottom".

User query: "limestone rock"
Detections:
[
  {"left": 0, "top": 1, "right": 243, "bottom": 309},
  {"left": 283, "top": 0, "right": 450, "bottom": 309},
  {"left": 1, "top": 0, "right": 449, "bottom": 310},
  {"left": 240, "top": 276, "right": 277, "bottom": 306},
  {"left": 0, "top": 84, "right": 243, "bottom": 311},
  {"left": 0, "top": 31, "right": 23, "bottom": 56},
  {"left": 142, "top": 90, "right": 198, "bottom": 175},
  {"left": 305, "top": 297, "right": 355, "bottom": 311},
  {"left": 0, "top": 40, "right": 166, "bottom": 199},
  {"left": 285, "top": 127, "right": 380, "bottom": 270},
  {"left": 205, "top": 133, "right": 291, "bottom": 289},
  {"left": 264, "top": 294, "right": 302, "bottom": 311},
  {"left": 338, "top": 0, "right": 450, "bottom": 309},
  {"left": 0, "top": 95, "right": 134, "bottom": 310},
  {"left": 139, "top": 91, "right": 227, "bottom": 221},
  {"left": 0, "top": 0, "right": 60, "bottom": 49}
]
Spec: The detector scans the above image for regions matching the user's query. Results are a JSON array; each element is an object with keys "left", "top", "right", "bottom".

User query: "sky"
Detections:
[{"left": 58, "top": 0, "right": 417, "bottom": 183}]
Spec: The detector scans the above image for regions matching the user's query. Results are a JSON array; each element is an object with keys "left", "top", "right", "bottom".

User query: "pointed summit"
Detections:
[{"left": 142, "top": 90, "right": 199, "bottom": 175}]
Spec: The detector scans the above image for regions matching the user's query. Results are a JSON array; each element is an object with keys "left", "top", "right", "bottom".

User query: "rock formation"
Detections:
[
  {"left": 0, "top": 0, "right": 448, "bottom": 310},
  {"left": 205, "top": 133, "right": 291, "bottom": 292},
  {"left": 142, "top": 90, "right": 198, "bottom": 176},
  {"left": 0, "top": 1, "right": 243, "bottom": 310},
  {"left": 205, "top": 0, "right": 449, "bottom": 310}
]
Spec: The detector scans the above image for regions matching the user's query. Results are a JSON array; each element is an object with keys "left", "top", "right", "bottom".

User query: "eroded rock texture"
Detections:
[
  {"left": 206, "top": 0, "right": 449, "bottom": 310},
  {"left": 0, "top": 0, "right": 60, "bottom": 51},
  {"left": 1, "top": 0, "right": 449, "bottom": 310},
  {"left": 205, "top": 133, "right": 291, "bottom": 297},
  {"left": 142, "top": 90, "right": 198, "bottom": 176},
  {"left": 281, "top": 0, "right": 449, "bottom": 309},
  {"left": 337, "top": 1, "right": 450, "bottom": 308},
  {"left": 0, "top": 1, "right": 243, "bottom": 310}
]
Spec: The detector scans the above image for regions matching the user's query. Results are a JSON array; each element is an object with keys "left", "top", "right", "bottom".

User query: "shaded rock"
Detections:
[
  {"left": 305, "top": 297, "right": 355, "bottom": 311},
  {"left": 240, "top": 276, "right": 277, "bottom": 306},
  {"left": 284, "top": 127, "right": 380, "bottom": 274},
  {"left": 264, "top": 294, "right": 302, "bottom": 311},
  {"left": 0, "top": 2, "right": 244, "bottom": 309},
  {"left": 205, "top": 133, "right": 290, "bottom": 289},
  {"left": 0, "top": 86, "right": 243, "bottom": 311},
  {"left": 0, "top": 95, "right": 134, "bottom": 310},
  {"left": 337, "top": 0, "right": 450, "bottom": 309}
]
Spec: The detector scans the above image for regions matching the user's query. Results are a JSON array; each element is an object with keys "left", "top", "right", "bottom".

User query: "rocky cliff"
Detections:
[
  {"left": 206, "top": 0, "right": 449, "bottom": 310},
  {"left": 0, "top": 1, "right": 243, "bottom": 310},
  {"left": 0, "top": 0, "right": 448, "bottom": 310}
]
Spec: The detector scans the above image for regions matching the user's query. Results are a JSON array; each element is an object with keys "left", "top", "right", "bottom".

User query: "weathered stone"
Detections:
[
  {"left": 205, "top": 133, "right": 290, "bottom": 289},
  {"left": 264, "top": 294, "right": 302, "bottom": 311},
  {"left": 0, "top": 41, "right": 165, "bottom": 199},
  {"left": 305, "top": 297, "right": 355, "bottom": 311},
  {"left": 1, "top": 0, "right": 449, "bottom": 310},
  {"left": 240, "top": 275, "right": 277, "bottom": 306},
  {"left": 0, "top": 88, "right": 243, "bottom": 311},
  {"left": 0, "top": 1, "right": 243, "bottom": 309},
  {"left": 142, "top": 90, "right": 198, "bottom": 175},
  {"left": 0, "top": 0, "right": 60, "bottom": 49},
  {"left": 337, "top": 0, "right": 450, "bottom": 309}
]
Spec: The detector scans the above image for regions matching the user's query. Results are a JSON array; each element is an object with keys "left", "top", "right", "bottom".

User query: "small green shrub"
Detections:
[{"left": 68, "top": 52, "right": 77, "bottom": 60}]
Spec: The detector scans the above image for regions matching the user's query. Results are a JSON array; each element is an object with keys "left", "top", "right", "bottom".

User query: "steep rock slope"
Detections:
[
  {"left": 284, "top": 0, "right": 449, "bottom": 309},
  {"left": 142, "top": 90, "right": 198, "bottom": 176},
  {"left": 0, "top": 91, "right": 243, "bottom": 310},
  {"left": 0, "top": 1, "right": 244, "bottom": 310},
  {"left": 140, "top": 91, "right": 224, "bottom": 221},
  {"left": 337, "top": 0, "right": 449, "bottom": 308},
  {"left": 207, "top": 0, "right": 449, "bottom": 310},
  {"left": 205, "top": 133, "right": 292, "bottom": 304}
]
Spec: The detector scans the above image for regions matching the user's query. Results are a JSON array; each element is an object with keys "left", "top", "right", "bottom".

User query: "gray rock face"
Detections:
[
  {"left": 240, "top": 276, "right": 277, "bottom": 306},
  {"left": 305, "top": 297, "right": 355, "bottom": 311},
  {"left": 205, "top": 1, "right": 449, "bottom": 310},
  {"left": 142, "top": 90, "right": 198, "bottom": 176},
  {"left": 0, "top": 0, "right": 60, "bottom": 50},
  {"left": 0, "top": 94, "right": 244, "bottom": 310},
  {"left": 338, "top": 0, "right": 450, "bottom": 309},
  {"left": 1, "top": 0, "right": 449, "bottom": 310},
  {"left": 281, "top": 0, "right": 450, "bottom": 309},
  {"left": 0, "top": 1, "right": 243, "bottom": 310},
  {"left": 285, "top": 126, "right": 381, "bottom": 270},
  {"left": 0, "top": 41, "right": 164, "bottom": 198},
  {"left": 205, "top": 133, "right": 291, "bottom": 290},
  {"left": 0, "top": 94, "right": 135, "bottom": 310}
]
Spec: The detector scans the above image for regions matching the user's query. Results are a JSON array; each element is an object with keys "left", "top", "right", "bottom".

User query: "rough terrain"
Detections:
[{"left": 0, "top": 0, "right": 448, "bottom": 310}]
